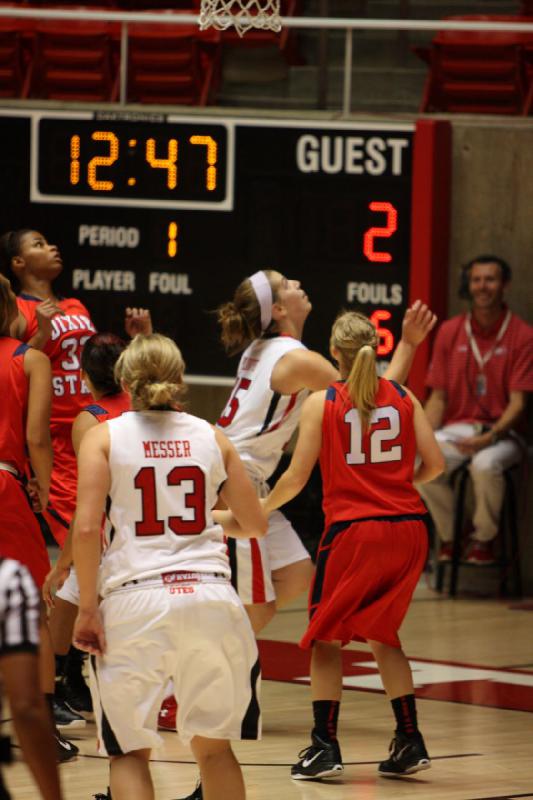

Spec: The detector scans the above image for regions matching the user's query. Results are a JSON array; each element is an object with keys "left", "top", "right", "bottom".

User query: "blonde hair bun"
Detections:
[{"left": 115, "top": 333, "right": 186, "bottom": 411}]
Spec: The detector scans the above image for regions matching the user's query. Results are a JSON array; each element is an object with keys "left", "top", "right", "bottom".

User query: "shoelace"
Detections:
[{"left": 297, "top": 744, "right": 322, "bottom": 760}]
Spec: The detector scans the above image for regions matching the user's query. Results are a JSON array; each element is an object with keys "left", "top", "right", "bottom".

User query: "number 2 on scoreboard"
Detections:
[{"left": 363, "top": 201, "right": 398, "bottom": 263}]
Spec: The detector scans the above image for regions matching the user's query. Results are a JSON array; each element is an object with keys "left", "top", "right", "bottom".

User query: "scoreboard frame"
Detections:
[{"left": 0, "top": 108, "right": 451, "bottom": 396}]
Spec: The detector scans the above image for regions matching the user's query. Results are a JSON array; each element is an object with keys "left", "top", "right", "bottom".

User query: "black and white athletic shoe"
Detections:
[
  {"left": 378, "top": 732, "right": 431, "bottom": 777},
  {"left": 63, "top": 677, "right": 94, "bottom": 720},
  {"left": 54, "top": 730, "right": 79, "bottom": 763},
  {"left": 291, "top": 733, "right": 344, "bottom": 780},
  {"left": 92, "top": 789, "right": 111, "bottom": 800},
  {"left": 53, "top": 698, "right": 86, "bottom": 730},
  {"left": 174, "top": 781, "right": 202, "bottom": 800}
]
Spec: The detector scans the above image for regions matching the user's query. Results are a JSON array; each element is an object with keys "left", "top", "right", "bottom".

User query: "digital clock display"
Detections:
[
  {"left": 34, "top": 116, "right": 230, "bottom": 209},
  {"left": 0, "top": 109, "right": 450, "bottom": 391}
]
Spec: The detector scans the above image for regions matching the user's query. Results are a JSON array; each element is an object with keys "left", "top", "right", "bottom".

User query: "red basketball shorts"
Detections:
[
  {"left": 301, "top": 515, "right": 428, "bottom": 650},
  {"left": 0, "top": 471, "right": 50, "bottom": 588}
]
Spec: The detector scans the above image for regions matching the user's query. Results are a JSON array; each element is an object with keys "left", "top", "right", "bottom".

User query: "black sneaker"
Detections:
[
  {"left": 173, "top": 782, "right": 202, "bottom": 800},
  {"left": 53, "top": 698, "right": 86, "bottom": 730},
  {"left": 93, "top": 790, "right": 111, "bottom": 800},
  {"left": 63, "top": 676, "right": 94, "bottom": 719},
  {"left": 291, "top": 733, "right": 344, "bottom": 780},
  {"left": 378, "top": 732, "right": 431, "bottom": 777},
  {"left": 54, "top": 730, "right": 79, "bottom": 763}
]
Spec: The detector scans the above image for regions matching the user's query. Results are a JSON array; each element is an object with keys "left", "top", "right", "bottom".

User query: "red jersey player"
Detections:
[
  {"left": 0, "top": 273, "right": 78, "bottom": 762},
  {"left": 0, "top": 229, "right": 149, "bottom": 547},
  {"left": 0, "top": 273, "right": 52, "bottom": 588},
  {"left": 44, "top": 333, "right": 131, "bottom": 619},
  {"left": 259, "top": 310, "right": 444, "bottom": 781},
  {"left": 40, "top": 333, "right": 131, "bottom": 729}
]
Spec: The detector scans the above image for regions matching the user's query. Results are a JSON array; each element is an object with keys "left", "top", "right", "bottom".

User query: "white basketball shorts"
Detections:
[
  {"left": 89, "top": 575, "right": 260, "bottom": 756},
  {"left": 55, "top": 566, "right": 80, "bottom": 606},
  {"left": 228, "top": 509, "right": 310, "bottom": 606}
]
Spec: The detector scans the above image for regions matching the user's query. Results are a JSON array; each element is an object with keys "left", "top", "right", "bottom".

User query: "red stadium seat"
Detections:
[
  {"left": 28, "top": 1, "right": 114, "bottom": 4},
  {"left": 28, "top": 18, "right": 119, "bottom": 101},
  {"left": 0, "top": 3, "right": 34, "bottom": 98},
  {"left": 0, "top": 28, "right": 30, "bottom": 98},
  {"left": 115, "top": 1, "right": 193, "bottom": 7},
  {"left": 415, "top": 15, "right": 533, "bottom": 115},
  {"left": 126, "top": 22, "right": 220, "bottom": 105}
]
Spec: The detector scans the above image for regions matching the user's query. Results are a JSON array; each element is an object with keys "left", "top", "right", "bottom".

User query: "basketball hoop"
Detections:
[{"left": 199, "top": 0, "right": 282, "bottom": 38}]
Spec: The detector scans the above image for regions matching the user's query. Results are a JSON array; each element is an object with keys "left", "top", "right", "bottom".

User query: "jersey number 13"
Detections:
[{"left": 134, "top": 466, "right": 206, "bottom": 536}]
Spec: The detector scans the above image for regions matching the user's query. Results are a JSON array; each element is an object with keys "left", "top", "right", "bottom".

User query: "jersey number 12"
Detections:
[{"left": 344, "top": 406, "right": 402, "bottom": 464}]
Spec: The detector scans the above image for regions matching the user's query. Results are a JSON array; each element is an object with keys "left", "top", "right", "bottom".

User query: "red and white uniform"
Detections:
[
  {"left": 90, "top": 410, "right": 260, "bottom": 754},
  {"left": 56, "top": 390, "right": 131, "bottom": 607},
  {"left": 0, "top": 337, "right": 50, "bottom": 587},
  {"left": 17, "top": 293, "right": 96, "bottom": 545},
  {"left": 217, "top": 336, "right": 310, "bottom": 605},
  {"left": 302, "top": 379, "right": 428, "bottom": 650}
]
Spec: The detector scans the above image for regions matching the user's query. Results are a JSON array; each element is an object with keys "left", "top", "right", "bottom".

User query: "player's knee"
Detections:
[
  {"left": 190, "top": 736, "right": 232, "bottom": 764},
  {"left": 367, "top": 639, "right": 401, "bottom": 659},
  {"left": 272, "top": 558, "right": 313, "bottom": 603},
  {"left": 10, "top": 697, "right": 47, "bottom": 726},
  {"left": 245, "top": 601, "right": 276, "bottom": 634}
]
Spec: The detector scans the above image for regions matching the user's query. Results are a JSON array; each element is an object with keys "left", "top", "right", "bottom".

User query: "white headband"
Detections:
[{"left": 249, "top": 271, "right": 273, "bottom": 331}]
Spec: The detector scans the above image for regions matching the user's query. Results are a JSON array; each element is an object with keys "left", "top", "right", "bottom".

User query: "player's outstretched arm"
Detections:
[
  {"left": 214, "top": 430, "right": 268, "bottom": 539},
  {"left": 271, "top": 348, "right": 339, "bottom": 395},
  {"left": 72, "top": 424, "right": 110, "bottom": 657},
  {"left": 384, "top": 300, "right": 437, "bottom": 384},
  {"left": 263, "top": 391, "right": 325, "bottom": 513},
  {"left": 407, "top": 388, "right": 445, "bottom": 483},
  {"left": 24, "top": 348, "right": 53, "bottom": 512}
]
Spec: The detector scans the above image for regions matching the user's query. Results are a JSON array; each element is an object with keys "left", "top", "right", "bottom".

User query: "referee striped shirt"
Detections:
[{"left": 0, "top": 558, "right": 40, "bottom": 656}]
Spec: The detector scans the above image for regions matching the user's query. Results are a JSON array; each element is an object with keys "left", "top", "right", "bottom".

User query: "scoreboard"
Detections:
[{"left": 0, "top": 108, "right": 451, "bottom": 391}]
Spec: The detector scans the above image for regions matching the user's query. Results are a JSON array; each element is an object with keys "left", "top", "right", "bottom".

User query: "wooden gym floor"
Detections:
[{"left": 4, "top": 583, "right": 533, "bottom": 800}]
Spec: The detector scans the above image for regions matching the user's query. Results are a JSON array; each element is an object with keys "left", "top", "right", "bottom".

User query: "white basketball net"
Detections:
[{"left": 199, "top": 0, "right": 282, "bottom": 38}]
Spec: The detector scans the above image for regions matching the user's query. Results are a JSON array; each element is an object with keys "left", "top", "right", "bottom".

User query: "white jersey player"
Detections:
[
  {"left": 214, "top": 269, "right": 438, "bottom": 635},
  {"left": 72, "top": 334, "right": 267, "bottom": 800}
]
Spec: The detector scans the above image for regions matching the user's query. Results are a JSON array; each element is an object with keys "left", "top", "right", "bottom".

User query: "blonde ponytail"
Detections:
[
  {"left": 346, "top": 345, "right": 378, "bottom": 432},
  {"left": 330, "top": 311, "right": 379, "bottom": 432}
]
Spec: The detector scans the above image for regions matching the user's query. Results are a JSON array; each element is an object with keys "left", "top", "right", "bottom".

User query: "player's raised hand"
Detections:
[
  {"left": 35, "top": 298, "right": 62, "bottom": 343},
  {"left": 125, "top": 307, "right": 153, "bottom": 338},
  {"left": 401, "top": 300, "right": 437, "bottom": 347}
]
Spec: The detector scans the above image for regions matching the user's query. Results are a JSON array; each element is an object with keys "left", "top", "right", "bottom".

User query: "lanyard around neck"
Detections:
[{"left": 464, "top": 309, "right": 511, "bottom": 370}]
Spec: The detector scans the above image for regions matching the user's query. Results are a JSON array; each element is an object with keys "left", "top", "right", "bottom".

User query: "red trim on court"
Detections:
[{"left": 258, "top": 639, "right": 533, "bottom": 714}]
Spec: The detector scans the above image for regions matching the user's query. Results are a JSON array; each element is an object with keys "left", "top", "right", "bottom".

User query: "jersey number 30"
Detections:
[{"left": 134, "top": 466, "right": 206, "bottom": 536}]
